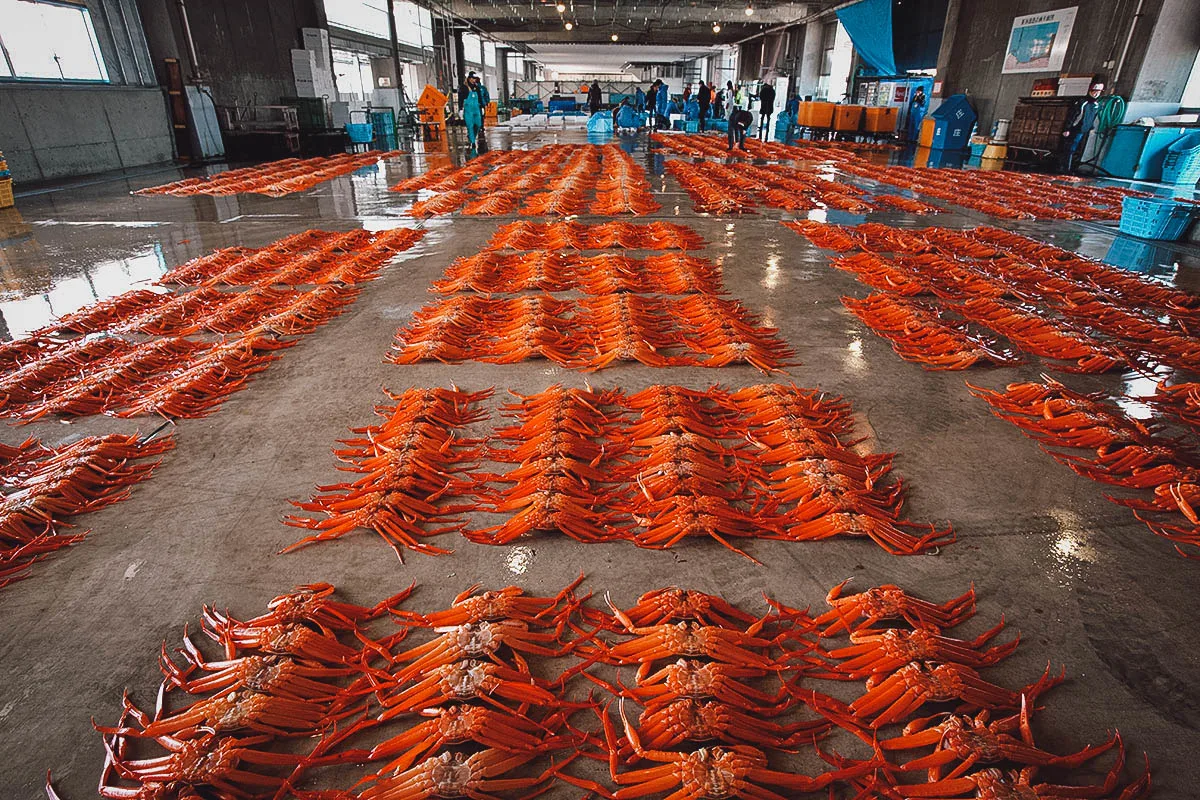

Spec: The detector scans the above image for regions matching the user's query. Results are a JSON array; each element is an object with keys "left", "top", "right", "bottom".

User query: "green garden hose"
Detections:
[
  {"left": 1083, "top": 95, "right": 1128, "bottom": 175},
  {"left": 1096, "top": 95, "right": 1127, "bottom": 136}
]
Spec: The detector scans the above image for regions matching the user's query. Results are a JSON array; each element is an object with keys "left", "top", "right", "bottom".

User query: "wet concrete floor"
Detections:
[{"left": 1, "top": 128, "right": 1198, "bottom": 797}]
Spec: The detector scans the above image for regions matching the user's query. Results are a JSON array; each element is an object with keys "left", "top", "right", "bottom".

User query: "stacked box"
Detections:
[{"left": 301, "top": 27, "right": 330, "bottom": 70}]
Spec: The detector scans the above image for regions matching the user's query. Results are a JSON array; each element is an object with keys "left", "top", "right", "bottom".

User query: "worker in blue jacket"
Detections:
[
  {"left": 1060, "top": 80, "right": 1104, "bottom": 173},
  {"left": 655, "top": 80, "right": 670, "bottom": 129},
  {"left": 458, "top": 72, "right": 490, "bottom": 151},
  {"left": 635, "top": 86, "right": 646, "bottom": 112}
]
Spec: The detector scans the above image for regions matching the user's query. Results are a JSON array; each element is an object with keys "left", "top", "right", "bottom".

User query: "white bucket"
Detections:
[{"left": 992, "top": 118, "right": 1011, "bottom": 141}]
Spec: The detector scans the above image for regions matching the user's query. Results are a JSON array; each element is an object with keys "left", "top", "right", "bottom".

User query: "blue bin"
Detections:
[
  {"left": 926, "top": 94, "right": 977, "bottom": 150},
  {"left": 1118, "top": 196, "right": 1197, "bottom": 240},
  {"left": 1161, "top": 132, "right": 1200, "bottom": 185},
  {"left": 346, "top": 124, "right": 373, "bottom": 144}
]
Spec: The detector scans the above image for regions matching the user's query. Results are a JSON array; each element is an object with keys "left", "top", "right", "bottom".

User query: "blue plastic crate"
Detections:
[
  {"left": 684, "top": 120, "right": 699, "bottom": 133},
  {"left": 1118, "top": 196, "right": 1197, "bottom": 241},
  {"left": 346, "top": 123, "right": 373, "bottom": 144},
  {"left": 1162, "top": 132, "right": 1200, "bottom": 185}
]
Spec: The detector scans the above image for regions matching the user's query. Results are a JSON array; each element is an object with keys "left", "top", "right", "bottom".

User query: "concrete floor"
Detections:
[{"left": 1, "top": 129, "right": 1198, "bottom": 798}]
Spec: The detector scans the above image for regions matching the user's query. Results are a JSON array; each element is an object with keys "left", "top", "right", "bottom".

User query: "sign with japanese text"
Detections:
[{"left": 1002, "top": 7, "right": 1078, "bottom": 74}]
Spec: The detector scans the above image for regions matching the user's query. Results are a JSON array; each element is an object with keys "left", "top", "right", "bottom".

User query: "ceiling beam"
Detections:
[{"left": 440, "top": 1, "right": 811, "bottom": 26}]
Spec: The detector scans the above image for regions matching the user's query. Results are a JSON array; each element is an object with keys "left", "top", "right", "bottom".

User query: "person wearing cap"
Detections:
[
  {"left": 1060, "top": 80, "right": 1105, "bottom": 173},
  {"left": 458, "top": 71, "right": 490, "bottom": 152}
]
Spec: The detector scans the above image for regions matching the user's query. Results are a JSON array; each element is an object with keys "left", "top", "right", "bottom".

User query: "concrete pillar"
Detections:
[
  {"left": 932, "top": 0, "right": 960, "bottom": 99},
  {"left": 497, "top": 47, "right": 511, "bottom": 104},
  {"left": 453, "top": 28, "right": 467, "bottom": 90},
  {"left": 1127, "top": 0, "right": 1200, "bottom": 118},
  {"left": 796, "top": 21, "right": 823, "bottom": 99}
]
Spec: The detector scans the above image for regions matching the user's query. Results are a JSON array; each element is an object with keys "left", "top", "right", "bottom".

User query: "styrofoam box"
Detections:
[
  {"left": 292, "top": 49, "right": 317, "bottom": 73},
  {"left": 1058, "top": 77, "right": 1093, "bottom": 96},
  {"left": 301, "top": 28, "right": 330, "bottom": 69}
]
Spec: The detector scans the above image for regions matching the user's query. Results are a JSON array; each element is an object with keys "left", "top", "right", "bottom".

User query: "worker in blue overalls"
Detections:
[
  {"left": 655, "top": 80, "right": 671, "bottom": 130},
  {"left": 458, "top": 72, "right": 490, "bottom": 152},
  {"left": 907, "top": 86, "right": 928, "bottom": 143}
]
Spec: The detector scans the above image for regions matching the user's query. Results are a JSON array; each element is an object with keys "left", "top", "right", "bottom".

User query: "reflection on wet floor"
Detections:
[{"left": 1, "top": 126, "right": 1198, "bottom": 340}]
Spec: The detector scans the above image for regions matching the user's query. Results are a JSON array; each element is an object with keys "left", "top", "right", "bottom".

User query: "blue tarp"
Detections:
[
  {"left": 836, "top": 0, "right": 897, "bottom": 77},
  {"left": 586, "top": 113, "right": 614, "bottom": 134}
]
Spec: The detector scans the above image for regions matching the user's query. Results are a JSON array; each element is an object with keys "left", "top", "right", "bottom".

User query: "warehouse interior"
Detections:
[{"left": 2, "top": 0, "right": 1200, "bottom": 798}]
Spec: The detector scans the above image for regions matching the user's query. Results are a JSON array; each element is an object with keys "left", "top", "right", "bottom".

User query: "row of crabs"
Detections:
[
  {"left": 0, "top": 228, "right": 425, "bottom": 422},
  {"left": 133, "top": 152, "right": 404, "bottom": 198},
  {"left": 0, "top": 433, "right": 172, "bottom": 588},
  {"left": 282, "top": 384, "right": 951, "bottom": 564},
  {"left": 664, "top": 160, "right": 944, "bottom": 217},
  {"left": 55, "top": 578, "right": 1150, "bottom": 800},
  {"left": 395, "top": 144, "right": 660, "bottom": 218},
  {"left": 782, "top": 215, "right": 1200, "bottom": 559},
  {"left": 786, "top": 220, "right": 1200, "bottom": 375}
]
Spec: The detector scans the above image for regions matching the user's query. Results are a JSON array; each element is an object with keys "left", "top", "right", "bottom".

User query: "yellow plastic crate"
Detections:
[{"left": 0, "top": 179, "right": 13, "bottom": 210}]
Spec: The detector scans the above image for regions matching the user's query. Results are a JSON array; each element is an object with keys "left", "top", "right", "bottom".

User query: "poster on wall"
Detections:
[{"left": 1002, "top": 6, "right": 1078, "bottom": 74}]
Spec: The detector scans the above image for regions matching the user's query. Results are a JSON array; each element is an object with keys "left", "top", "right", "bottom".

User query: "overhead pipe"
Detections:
[
  {"left": 731, "top": 0, "right": 862, "bottom": 47},
  {"left": 176, "top": 0, "right": 201, "bottom": 78},
  {"left": 1112, "top": 0, "right": 1146, "bottom": 88}
]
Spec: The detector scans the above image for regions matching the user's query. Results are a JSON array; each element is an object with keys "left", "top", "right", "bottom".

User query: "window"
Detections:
[
  {"left": 815, "top": 20, "right": 852, "bottom": 101},
  {"left": 0, "top": 0, "right": 109, "bottom": 82},
  {"left": 324, "top": 0, "right": 391, "bottom": 38},
  {"left": 332, "top": 48, "right": 375, "bottom": 101},
  {"left": 484, "top": 42, "right": 496, "bottom": 68},
  {"left": 462, "top": 33, "right": 482, "bottom": 66},
  {"left": 393, "top": 1, "right": 432, "bottom": 49}
]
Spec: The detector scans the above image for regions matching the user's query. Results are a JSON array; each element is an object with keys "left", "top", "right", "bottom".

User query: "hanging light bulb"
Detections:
[
  {"left": 712, "top": 22, "right": 721, "bottom": 32},
  {"left": 555, "top": 3, "right": 565, "bottom": 11},
  {"left": 744, "top": 4, "right": 754, "bottom": 14},
  {"left": 565, "top": 20, "right": 573, "bottom": 29},
  {"left": 611, "top": 32, "right": 619, "bottom": 41}
]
